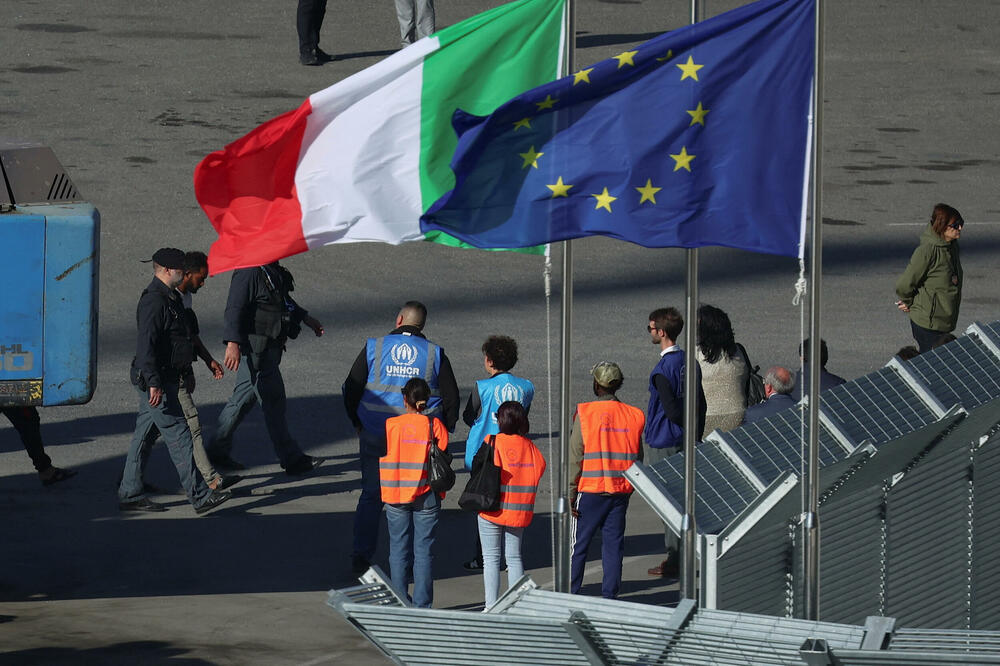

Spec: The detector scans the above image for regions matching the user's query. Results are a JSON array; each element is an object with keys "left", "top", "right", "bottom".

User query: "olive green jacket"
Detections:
[{"left": 895, "top": 224, "right": 962, "bottom": 332}]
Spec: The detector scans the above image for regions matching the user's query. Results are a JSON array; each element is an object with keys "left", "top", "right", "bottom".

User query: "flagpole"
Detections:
[
  {"left": 804, "top": 0, "right": 825, "bottom": 621},
  {"left": 679, "top": 0, "right": 704, "bottom": 603},
  {"left": 555, "top": 0, "right": 576, "bottom": 594}
]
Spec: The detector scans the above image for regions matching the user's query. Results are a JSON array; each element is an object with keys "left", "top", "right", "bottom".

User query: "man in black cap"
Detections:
[
  {"left": 206, "top": 261, "right": 324, "bottom": 475},
  {"left": 118, "top": 248, "right": 230, "bottom": 514}
]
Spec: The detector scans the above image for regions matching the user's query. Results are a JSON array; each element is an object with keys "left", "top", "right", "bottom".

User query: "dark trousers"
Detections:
[
  {"left": 911, "top": 319, "right": 947, "bottom": 353},
  {"left": 571, "top": 492, "right": 630, "bottom": 599},
  {"left": 297, "top": 0, "right": 328, "bottom": 57},
  {"left": 1, "top": 406, "right": 51, "bottom": 472}
]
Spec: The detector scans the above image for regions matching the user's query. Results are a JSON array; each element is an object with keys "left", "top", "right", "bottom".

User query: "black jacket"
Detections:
[
  {"left": 133, "top": 277, "right": 194, "bottom": 388},
  {"left": 223, "top": 263, "right": 307, "bottom": 349}
]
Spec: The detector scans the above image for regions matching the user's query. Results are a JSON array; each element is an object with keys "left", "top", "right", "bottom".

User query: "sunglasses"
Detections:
[{"left": 947, "top": 222, "right": 964, "bottom": 230}]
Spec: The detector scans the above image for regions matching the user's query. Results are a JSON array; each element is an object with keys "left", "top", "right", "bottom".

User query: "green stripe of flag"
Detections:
[{"left": 419, "top": 0, "right": 565, "bottom": 254}]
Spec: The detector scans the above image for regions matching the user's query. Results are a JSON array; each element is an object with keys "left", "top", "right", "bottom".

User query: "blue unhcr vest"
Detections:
[
  {"left": 465, "top": 372, "right": 535, "bottom": 469},
  {"left": 645, "top": 349, "right": 685, "bottom": 449},
  {"left": 357, "top": 333, "right": 442, "bottom": 433}
]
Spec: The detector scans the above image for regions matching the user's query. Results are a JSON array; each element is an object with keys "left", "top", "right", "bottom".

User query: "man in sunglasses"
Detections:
[{"left": 644, "top": 307, "right": 705, "bottom": 579}]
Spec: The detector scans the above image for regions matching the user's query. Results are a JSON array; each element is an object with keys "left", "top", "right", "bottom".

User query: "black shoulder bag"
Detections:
[
  {"left": 459, "top": 435, "right": 502, "bottom": 512},
  {"left": 426, "top": 416, "right": 456, "bottom": 493}
]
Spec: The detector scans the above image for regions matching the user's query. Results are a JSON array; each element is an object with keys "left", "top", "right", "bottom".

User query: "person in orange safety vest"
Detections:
[
  {"left": 381, "top": 377, "right": 448, "bottom": 607},
  {"left": 569, "top": 361, "right": 645, "bottom": 599},
  {"left": 473, "top": 400, "right": 546, "bottom": 608}
]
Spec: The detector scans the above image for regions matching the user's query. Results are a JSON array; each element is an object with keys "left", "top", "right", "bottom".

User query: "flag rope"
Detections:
[{"left": 543, "top": 252, "right": 558, "bottom": 577}]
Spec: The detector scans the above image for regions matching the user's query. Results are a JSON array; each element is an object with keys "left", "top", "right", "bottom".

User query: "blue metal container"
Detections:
[{"left": 0, "top": 141, "right": 100, "bottom": 406}]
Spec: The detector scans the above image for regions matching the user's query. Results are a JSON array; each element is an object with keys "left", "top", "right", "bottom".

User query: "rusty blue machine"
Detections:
[{"left": 0, "top": 140, "right": 99, "bottom": 406}]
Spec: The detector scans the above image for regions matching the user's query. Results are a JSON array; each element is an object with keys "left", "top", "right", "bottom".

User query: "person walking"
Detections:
[
  {"left": 344, "top": 301, "right": 459, "bottom": 574},
  {"left": 1, "top": 406, "right": 76, "bottom": 487},
  {"left": 474, "top": 401, "right": 545, "bottom": 608},
  {"left": 207, "top": 261, "right": 324, "bottom": 475},
  {"left": 569, "top": 362, "right": 644, "bottom": 599},
  {"left": 296, "top": 0, "right": 332, "bottom": 65},
  {"left": 381, "top": 378, "right": 448, "bottom": 608},
  {"left": 118, "top": 248, "right": 230, "bottom": 515},
  {"left": 895, "top": 203, "right": 964, "bottom": 353},
  {"left": 462, "top": 335, "right": 534, "bottom": 571}
]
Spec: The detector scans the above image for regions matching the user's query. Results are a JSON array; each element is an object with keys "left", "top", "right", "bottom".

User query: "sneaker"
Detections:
[
  {"left": 217, "top": 475, "right": 243, "bottom": 490},
  {"left": 195, "top": 490, "right": 231, "bottom": 515}
]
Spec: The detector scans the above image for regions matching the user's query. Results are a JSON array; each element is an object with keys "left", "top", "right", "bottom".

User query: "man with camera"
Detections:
[{"left": 207, "top": 261, "right": 324, "bottom": 476}]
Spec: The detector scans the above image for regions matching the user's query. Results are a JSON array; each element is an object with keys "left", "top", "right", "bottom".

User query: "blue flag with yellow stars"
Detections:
[{"left": 420, "top": 0, "right": 814, "bottom": 258}]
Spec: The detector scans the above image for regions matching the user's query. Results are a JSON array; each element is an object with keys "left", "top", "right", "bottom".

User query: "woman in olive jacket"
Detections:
[{"left": 895, "top": 203, "right": 964, "bottom": 352}]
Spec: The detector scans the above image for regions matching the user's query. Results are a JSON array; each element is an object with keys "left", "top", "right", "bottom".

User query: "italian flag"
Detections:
[{"left": 196, "top": 0, "right": 565, "bottom": 275}]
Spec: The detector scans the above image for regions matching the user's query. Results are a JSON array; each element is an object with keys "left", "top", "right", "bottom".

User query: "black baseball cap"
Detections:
[{"left": 150, "top": 248, "right": 185, "bottom": 269}]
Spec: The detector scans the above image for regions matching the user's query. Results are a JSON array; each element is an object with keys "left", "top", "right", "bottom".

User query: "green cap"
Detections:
[{"left": 591, "top": 361, "right": 623, "bottom": 388}]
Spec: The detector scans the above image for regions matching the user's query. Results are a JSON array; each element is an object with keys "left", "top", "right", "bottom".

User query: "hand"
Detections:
[
  {"left": 304, "top": 315, "right": 324, "bottom": 337},
  {"left": 148, "top": 386, "right": 163, "bottom": 407},
  {"left": 571, "top": 506, "right": 580, "bottom": 519},
  {"left": 895, "top": 300, "right": 910, "bottom": 313},
  {"left": 207, "top": 358, "right": 224, "bottom": 379},
  {"left": 224, "top": 342, "right": 241, "bottom": 372}
]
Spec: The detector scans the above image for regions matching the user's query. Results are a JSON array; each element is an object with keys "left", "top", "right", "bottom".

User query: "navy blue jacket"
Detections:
[{"left": 742, "top": 393, "right": 796, "bottom": 424}]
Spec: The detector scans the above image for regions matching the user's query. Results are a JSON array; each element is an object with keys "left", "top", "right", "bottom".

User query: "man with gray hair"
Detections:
[
  {"left": 742, "top": 366, "right": 796, "bottom": 424},
  {"left": 343, "top": 301, "right": 459, "bottom": 574}
]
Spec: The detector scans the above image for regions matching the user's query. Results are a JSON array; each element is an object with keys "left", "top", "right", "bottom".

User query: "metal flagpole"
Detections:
[
  {"left": 554, "top": 0, "right": 576, "bottom": 594},
  {"left": 804, "top": 0, "right": 825, "bottom": 621},
  {"left": 680, "top": 0, "right": 704, "bottom": 603}
]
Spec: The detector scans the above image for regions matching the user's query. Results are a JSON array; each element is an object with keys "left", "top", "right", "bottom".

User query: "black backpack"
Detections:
[{"left": 736, "top": 343, "right": 766, "bottom": 407}]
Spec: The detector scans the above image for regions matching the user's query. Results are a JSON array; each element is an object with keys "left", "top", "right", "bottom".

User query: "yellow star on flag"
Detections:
[
  {"left": 512, "top": 117, "right": 532, "bottom": 131},
  {"left": 687, "top": 102, "right": 709, "bottom": 126},
  {"left": 670, "top": 147, "right": 696, "bottom": 172},
  {"left": 635, "top": 179, "right": 662, "bottom": 204},
  {"left": 591, "top": 187, "right": 617, "bottom": 212},
  {"left": 656, "top": 49, "right": 674, "bottom": 63},
  {"left": 520, "top": 146, "right": 544, "bottom": 169},
  {"left": 536, "top": 95, "right": 558, "bottom": 110},
  {"left": 546, "top": 177, "right": 574, "bottom": 198},
  {"left": 677, "top": 55, "right": 703, "bottom": 81},
  {"left": 573, "top": 68, "right": 594, "bottom": 85},
  {"left": 614, "top": 50, "right": 638, "bottom": 68}
]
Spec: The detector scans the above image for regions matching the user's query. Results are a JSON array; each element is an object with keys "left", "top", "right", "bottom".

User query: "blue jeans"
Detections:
[
  {"left": 385, "top": 490, "right": 439, "bottom": 608},
  {"left": 478, "top": 516, "right": 524, "bottom": 608},
  {"left": 571, "top": 492, "right": 630, "bottom": 599},
  {"left": 119, "top": 383, "right": 211, "bottom": 507},
  {"left": 353, "top": 427, "right": 386, "bottom": 560},
  {"left": 209, "top": 347, "right": 304, "bottom": 468}
]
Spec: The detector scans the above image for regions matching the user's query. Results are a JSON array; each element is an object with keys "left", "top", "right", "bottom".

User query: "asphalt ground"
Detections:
[{"left": 2, "top": 0, "right": 999, "bottom": 663}]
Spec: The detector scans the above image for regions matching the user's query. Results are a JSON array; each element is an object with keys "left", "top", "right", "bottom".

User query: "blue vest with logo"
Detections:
[
  {"left": 465, "top": 372, "right": 535, "bottom": 469},
  {"left": 357, "top": 333, "right": 442, "bottom": 433},
  {"left": 645, "top": 350, "right": 685, "bottom": 449}
]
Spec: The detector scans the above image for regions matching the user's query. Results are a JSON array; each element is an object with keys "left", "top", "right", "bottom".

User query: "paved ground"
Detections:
[{"left": 2, "top": 0, "right": 999, "bottom": 663}]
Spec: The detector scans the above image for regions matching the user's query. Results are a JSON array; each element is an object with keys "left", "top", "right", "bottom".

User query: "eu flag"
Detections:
[{"left": 420, "top": 0, "right": 814, "bottom": 258}]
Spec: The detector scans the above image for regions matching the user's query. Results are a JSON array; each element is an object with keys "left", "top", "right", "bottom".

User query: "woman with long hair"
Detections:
[
  {"left": 896, "top": 203, "right": 964, "bottom": 352},
  {"left": 381, "top": 377, "right": 449, "bottom": 607},
  {"left": 696, "top": 304, "right": 749, "bottom": 434}
]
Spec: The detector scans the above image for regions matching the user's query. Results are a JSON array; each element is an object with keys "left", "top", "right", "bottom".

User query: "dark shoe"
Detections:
[
  {"left": 143, "top": 482, "right": 165, "bottom": 494},
  {"left": 119, "top": 497, "right": 168, "bottom": 513},
  {"left": 40, "top": 467, "right": 77, "bottom": 487},
  {"left": 217, "top": 475, "right": 243, "bottom": 490},
  {"left": 463, "top": 557, "right": 506, "bottom": 572},
  {"left": 315, "top": 48, "right": 335, "bottom": 63},
  {"left": 285, "top": 455, "right": 324, "bottom": 476},
  {"left": 299, "top": 52, "right": 322, "bottom": 66},
  {"left": 195, "top": 490, "right": 231, "bottom": 515},
  {"left": 648, "top": 557, "right": 680, "bottom": 579},
  {"left": 212, "top": 455, "right": 246, "bottom": 471},
  {"left": 351, "top": 555, "right": 370, "bottom": 576}
]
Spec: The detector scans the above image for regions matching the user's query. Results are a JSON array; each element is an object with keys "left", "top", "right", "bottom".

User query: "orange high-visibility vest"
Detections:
[
  {"left": 381, "top": 413, "right": 449, "bottom": 504},
  {"left": 480, "top": 433, "right": 546, "bottom": 528},
  {"left": 577, "top": 400, "right": 644, "bottom": 495}
]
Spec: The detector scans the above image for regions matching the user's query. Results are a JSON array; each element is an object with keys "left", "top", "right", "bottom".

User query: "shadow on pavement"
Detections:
[{"left": 0, "top": 641, "right": 213, "bottom": 666}]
